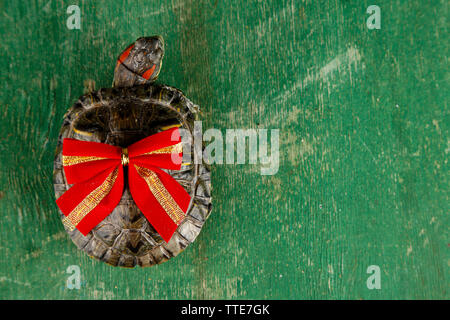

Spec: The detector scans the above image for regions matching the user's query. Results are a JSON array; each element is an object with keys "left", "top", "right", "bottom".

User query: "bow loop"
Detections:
[
  {"left": 128, "top": 127, "right": 183, "bottom": 170},
  {"left": 128, "top": 127, "right": 181, "bottom": 156},
  {"left": 62, "top": 139, "right": 122, "bottom": 184},
  {"left": 56, "top": 128, "right": 190, "bottom": 242}
]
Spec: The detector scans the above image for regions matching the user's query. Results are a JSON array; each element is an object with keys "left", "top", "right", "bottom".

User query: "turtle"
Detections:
[{"left": 53, "top": 36, "right": 212, "bottom": 267}]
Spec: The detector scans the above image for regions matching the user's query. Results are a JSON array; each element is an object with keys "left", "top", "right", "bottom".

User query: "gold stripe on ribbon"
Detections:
[
  {"left": 143, "top": 142, "right": 182, "bottom": 156},
  {"left": 62, "top": 155, "right": 108, "bottom": 166},
  {"left": 134, "top": 165, "right": 185, "bottom": 225},
  {"left": 62, "top": 167, "right": 119, "bottom": 231}
]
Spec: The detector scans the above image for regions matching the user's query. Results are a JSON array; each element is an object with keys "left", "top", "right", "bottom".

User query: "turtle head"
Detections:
[{"left": 113, "top": 36, "right": 165, "bottom": 87}]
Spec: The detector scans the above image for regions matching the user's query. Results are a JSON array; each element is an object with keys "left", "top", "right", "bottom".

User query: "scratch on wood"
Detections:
[
  {"left": 274, "top": 46, "right": 363, "bottom": 104},
  {"left": 0, "top": 276, "right": 31, "bottom": 287}
]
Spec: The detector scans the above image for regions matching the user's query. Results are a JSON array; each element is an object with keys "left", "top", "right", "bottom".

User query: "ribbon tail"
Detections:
[
  {"left": 56, "top": 166, "right": 124, "bottom": 235},
  {"left": 129, "top": 164, "right": 191, "bottom": 242}
]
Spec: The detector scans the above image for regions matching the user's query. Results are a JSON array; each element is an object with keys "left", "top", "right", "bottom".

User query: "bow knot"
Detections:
[
  {"left": 121, "top": 147, "right": 129, "bottom": 166},
  {"left": 56, "top": 127, "right": 191, "bottom": 242}
]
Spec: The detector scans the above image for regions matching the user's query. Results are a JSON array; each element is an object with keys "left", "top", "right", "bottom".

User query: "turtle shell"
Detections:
[{"left": 53, "top": 83, "right": 212, "bottom": 267}]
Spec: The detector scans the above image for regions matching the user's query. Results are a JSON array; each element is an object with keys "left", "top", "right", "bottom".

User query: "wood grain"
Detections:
[{"left": 0, "top": 0, "right": 448, "bottom": 299}]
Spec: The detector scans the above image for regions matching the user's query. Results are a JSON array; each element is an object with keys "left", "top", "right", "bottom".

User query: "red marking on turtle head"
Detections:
[
  {"left": 141, "top": 64, "right": 156, "bottom": 80},
  {"left": 116, "top": 43, "right": 134, "bottom": 68}
]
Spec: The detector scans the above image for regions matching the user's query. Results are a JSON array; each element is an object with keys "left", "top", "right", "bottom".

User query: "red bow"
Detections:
[{"left": 56, "top": 128, "right": 191, "bottom": 242}]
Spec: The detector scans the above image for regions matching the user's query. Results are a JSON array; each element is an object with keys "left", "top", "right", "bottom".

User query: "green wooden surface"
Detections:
[{"left": 0, "top": 0, "right": 448, "bottom": 299}]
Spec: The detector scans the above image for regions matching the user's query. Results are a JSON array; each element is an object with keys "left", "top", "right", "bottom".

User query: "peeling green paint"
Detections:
[{"left": 0, "top": 0, "right": 448, "bottom": 299}]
